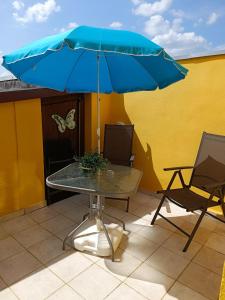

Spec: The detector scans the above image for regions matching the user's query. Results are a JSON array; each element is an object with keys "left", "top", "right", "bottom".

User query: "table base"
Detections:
[{"left": 62, "top": 195, "right": 126, "bottom": 262}]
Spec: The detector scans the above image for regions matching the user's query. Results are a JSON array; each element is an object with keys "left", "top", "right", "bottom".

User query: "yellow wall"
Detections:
[
  {"left": 0, "top": 99, "right": 45, "bottom": 216},
  {"left": 90, "top": 54, "right": 225, "bottom": 199}
]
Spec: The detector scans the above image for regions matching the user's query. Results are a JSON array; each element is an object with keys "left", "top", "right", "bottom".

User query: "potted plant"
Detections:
[{"left": 79, "top": 152, "right": 108, "bottom": 173}]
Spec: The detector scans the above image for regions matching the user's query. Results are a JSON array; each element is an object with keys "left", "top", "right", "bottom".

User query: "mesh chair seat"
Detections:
[{"left": 164, "top": 188, "right": 219, "bottom": 211}]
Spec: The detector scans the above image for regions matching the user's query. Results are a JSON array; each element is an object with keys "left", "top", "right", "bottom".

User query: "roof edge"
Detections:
[{"left": 174, "top": 50, "right": 225, "bottom": 61}]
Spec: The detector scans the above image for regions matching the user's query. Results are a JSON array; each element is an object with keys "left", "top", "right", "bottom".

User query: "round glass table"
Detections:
[{"left": 46, "top": 162, "right": 143, "bottom": 261}]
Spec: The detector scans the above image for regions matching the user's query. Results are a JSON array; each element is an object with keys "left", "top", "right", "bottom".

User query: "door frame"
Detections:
[{"left": 41, "top": 93, "right": 85, "bottom": 204}]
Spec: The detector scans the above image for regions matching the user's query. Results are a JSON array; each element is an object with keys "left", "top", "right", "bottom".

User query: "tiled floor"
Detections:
[{"left": 0, "top": 192, "right": 224, "bottom": 300}]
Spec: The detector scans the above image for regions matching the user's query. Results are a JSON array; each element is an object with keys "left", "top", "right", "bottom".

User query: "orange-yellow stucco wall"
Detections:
[
  {"left": 0, "top": 99, "right": 45, "bottom": 216},
  {"left": 89, "top": 54, "right": 225, "bottom": 196}
]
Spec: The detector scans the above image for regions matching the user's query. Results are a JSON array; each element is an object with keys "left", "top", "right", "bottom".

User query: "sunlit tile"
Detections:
[
  {"left": 125, "top": 262, "right": 174, "bottom": 300},
  {"left": 69, "top": 264, "right": 120, "bottom": 300}
]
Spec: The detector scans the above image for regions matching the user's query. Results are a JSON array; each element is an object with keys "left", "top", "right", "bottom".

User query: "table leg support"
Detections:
[
  {"left": 103, "top": 212, "right": 126, "bottom": 231},
  {"left": 63, "top": 217, "right": 89, "bottom": 250},
  {"left": 99, "top": 218, "right": 115, "bottom": 262}
]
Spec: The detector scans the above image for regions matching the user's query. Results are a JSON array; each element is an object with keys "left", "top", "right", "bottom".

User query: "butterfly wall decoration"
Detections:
[{"left": 51, "top": 109, "right": 76, "bottom": 133}]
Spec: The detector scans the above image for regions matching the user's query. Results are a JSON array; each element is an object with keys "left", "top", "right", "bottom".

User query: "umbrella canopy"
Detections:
[
  {"left": 2, "top": 26, "right": 188, "bottom": 153},
  {"left": 2, "top": 25, "right": 188, "bottom": 94}
]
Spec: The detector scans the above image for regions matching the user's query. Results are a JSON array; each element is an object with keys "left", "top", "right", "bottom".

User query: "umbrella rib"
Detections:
[
  {"left": 63, "top": 48, "right": 86, "bottom": 91},
  {"left": 103, "top": 52, "right": 114, "bottom": 93}
]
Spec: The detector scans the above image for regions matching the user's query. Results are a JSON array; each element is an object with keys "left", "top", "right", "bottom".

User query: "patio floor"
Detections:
[{"left": 0, "top": 192, "right": 224, "bottom": 300}]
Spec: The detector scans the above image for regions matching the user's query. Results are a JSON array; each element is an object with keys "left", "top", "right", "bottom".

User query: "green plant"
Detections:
[{"left": 79, "top": 152, "right": 108, "bottom": 172}]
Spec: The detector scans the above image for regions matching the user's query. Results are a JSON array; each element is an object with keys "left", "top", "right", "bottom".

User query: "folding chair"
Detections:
[
  {"left": 151, "top": 132, "right": 225, "bottom": 252},
  {"left": 103, "top": 124, "right": 134, "bottom": 211}
]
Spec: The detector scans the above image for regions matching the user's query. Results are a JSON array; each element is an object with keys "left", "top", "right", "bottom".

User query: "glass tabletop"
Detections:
[{"left": 46, "top": 162, "right": 143, "bottom": 198}]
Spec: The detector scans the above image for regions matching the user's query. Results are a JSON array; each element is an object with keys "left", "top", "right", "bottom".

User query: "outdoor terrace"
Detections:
[{"left": 0, "top": 192, "right": 223, "bottom": 300}]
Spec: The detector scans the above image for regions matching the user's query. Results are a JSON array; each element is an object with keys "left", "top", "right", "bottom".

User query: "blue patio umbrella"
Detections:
[{"left": 2, "top": 25, "right": 188, "bottom": 152}]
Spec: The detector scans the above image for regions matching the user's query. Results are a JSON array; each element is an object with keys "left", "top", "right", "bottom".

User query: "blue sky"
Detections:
[{"left": 1, "top": 0, "right": 225, "bottom": 77}]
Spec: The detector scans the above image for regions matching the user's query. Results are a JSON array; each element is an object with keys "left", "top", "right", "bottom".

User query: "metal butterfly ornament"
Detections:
[{"left": 51, "top": 109, "right": 76, "bottom": 133}]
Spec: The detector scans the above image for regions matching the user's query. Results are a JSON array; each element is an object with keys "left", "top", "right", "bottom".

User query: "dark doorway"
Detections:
[{"left": 41, "top": 93, "right": 84, "bottom": 205}]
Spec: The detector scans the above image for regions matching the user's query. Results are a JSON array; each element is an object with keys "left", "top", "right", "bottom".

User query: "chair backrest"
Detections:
[
  {"left": 190, "top": 132, "right": 225, "bottom": 196},
  {"left": 103, "top": 124, "right": 134, "bottom": 166}
]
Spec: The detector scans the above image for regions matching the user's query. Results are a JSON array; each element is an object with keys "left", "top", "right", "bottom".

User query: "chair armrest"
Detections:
[
  {"left": 202, "top": 181, "right": 225, "bottom": 189},
  {"left": 164, "top": 166, "right": 193, "bottom": 171}
]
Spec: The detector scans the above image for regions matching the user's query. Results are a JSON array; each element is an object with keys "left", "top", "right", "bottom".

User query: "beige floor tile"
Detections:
[
  {"left": 106, "top": 283, "right": 147, "bottom": 300},
  {"left": 29, "top": 206, "right": 59, "bottom": 223},
  {"left": 162, "top": 233, "right": 202, "bottom": 260},
  {"left": 0, "top": 277, "right": 6, "bottom": 291},
  {"left": 51, "top": 199, "right": 79, "bottom": 214},
  {"left": 0, "top": 251, "right": 41, "bottom": 285},
  {"left": 122, "top": 214, "right": 149, "bottom": 233},
  {"left": 28, "top": 236, "right": 64, "bottom": 263},
  {"left": 215, "top": 222, "right": 225, "bottom": 236},
  {"left": 179, "top": 262, "right": 221, "bottom": 300},
  {"left": 0, "top": 225, "right": 9, "bottom": 240},
  {"left": 80, "top": 251, "right": 101, "bottom": 263},
  {"left": 154, "top": 218, "right": 177, "bottom": 232},
  {"left": 12, "top": 225, "right": 52, "bottom": 248},
  {"left": 127, "top": 200, "right": 139, "bottom": 212},
  {"left": 54, "top": 223, "right": 78, "bottom": 241},
  {"left": 187, "top": 214, "right": 217, "bottom": 232},
  {"left": 97, "top": 248, "right": 142, "bottom": 281},
  {"left": 105, "top": 198, "right": 128, "bottom": 210},
  {"left": 0, "top": 237, "right": 24, "bottom": 261},
  {"left": 138, "top": 224, "right": 173, "bottom": 245},
  {"left": 1, "top": 215, "right": 36, "bottom": 234},
  {"left": 71, "top": 194, "right": 89, "bottom": 207},
  {"left": 193, "top": 246, "right": 225, "bottom": 275},
  {"left": 129, "top": 206, "right": 155, "bottom": 222},
  {"left": 61, "top": 205, "right": 88, "bottom": 223},
  {"left": 205, "top": 232, "right": 225, "bottom": 254},
  {"left": 40, "top": 215, "right": 74, "bottom": 235},
  {"left": 175, "top": 221, "right": 211, "bottom": 244},
  {"left": 120, "top": 232, "right": 159, "bottom": 262},
  {"left": 163, "top": 282, "right": 209, "bottom": 300},
  {"left": 146, "top": 247, "right": 190, "bottom": 279},
  {"left": 125, "top": 262, "right": 174, "bottom": 300},
  {"left": 0, "top": 288, "right": 18, "bottom": 300},
  {"left": 132, "top": 192, "right": 160, "bottom": 208},
  {"left": 104, "top": 206, "right": 128, "bottom": 219},
  {"left": 11, "top": 268, "right": 64, "bottom": 300},
  {"left": 47, "top": 285, "right": 83, "bottom": 300},
  {"left": 47, "top": 251, "right": 93, "bottom": 282},
  {"left": 69, "top": 264, "right": 120, "bottom": 300}
]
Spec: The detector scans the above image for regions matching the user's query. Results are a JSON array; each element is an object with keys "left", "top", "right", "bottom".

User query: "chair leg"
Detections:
[
  {"left": 126, "top": 197, "right": 130, "bottom": 212},
  {"left": 151, "top": 195, "right": 166, "bottom": 225},
  {"left": 183, "top": 208, "right": 206, "bottom": 252},
  {"left": 220, "top": 200, "right": 225, "bottom": 218}
]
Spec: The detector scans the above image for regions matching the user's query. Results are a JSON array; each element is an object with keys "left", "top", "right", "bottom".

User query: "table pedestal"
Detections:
[{"left": 62, "top": 195, "right": 126, "bottom": 261}]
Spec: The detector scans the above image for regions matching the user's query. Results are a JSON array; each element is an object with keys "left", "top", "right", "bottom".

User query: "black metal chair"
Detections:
[
  {"left": 151, "top": 132, "right": 225, "bottom": 252},
  {"left": 103, "top": 124, "right": 134, "bottom": 212}
]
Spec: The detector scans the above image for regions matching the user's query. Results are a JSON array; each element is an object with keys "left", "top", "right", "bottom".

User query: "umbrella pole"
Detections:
[{"left": 97, "top": 53, "right": 101, "bottom": 154}]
